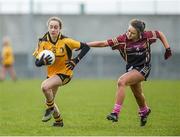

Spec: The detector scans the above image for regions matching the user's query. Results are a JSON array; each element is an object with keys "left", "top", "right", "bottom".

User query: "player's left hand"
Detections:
[
  {"left": 65, "top": 58, "right": 79, "bottom": 70},
  {"left": 164, "top": 47, "right": 172, "bottom": 60}
]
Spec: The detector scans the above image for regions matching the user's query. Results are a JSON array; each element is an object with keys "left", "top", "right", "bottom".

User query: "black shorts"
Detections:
[
  {"left": 47, "top": 74, "right": 71, "bottom": 85},
  {"left": 3, "top": 64, "right": 12, "bottom": 68},
  {"left": 126, "top": 64, "right": 151, "bottom": 80},
  {"left": 57, "top": 73, "right": 71, "bottom": 85}
]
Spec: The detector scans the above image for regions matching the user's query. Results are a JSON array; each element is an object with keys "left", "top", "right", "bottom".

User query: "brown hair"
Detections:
[
  {"left": 130, "top": 19, "right": 146, "bottom": 33},
  {"left": 47, "top": 16, "right": 62, "bottom": 29}
]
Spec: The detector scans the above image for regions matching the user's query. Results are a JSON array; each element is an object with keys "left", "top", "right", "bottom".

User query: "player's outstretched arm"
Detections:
[
  {"left": 158, "top": 31, "right": 172, "bottom": 60},
  {"left": 87, "top": 40, "right": 108, "bottom": 47},
  {"left": 158, "top": 31, "right": 170, "bottom": 49}
]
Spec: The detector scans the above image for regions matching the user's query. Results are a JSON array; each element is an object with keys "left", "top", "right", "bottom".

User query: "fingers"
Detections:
[
  {"left": 166, "top": 54, "right": 172, "bottom": 60},
  {"left": 38, "top": 54, "right": 54, "bottom": 65},
  {"left": 46, "top": 59, "right": 53, "bottom": 65},
  {"left": 164, "top": 53, "right": 171, "bottom": 60},
  {"left": 40, "top": 53, "right": 45, "bottom": 60},
  {"left": 44, "top": 55, "right": 53, "bottom": 64},
  {"left": 42, "top": 53, "right": 45, "bottom": 57},
  {"left": 65, "top": 60, "right": 75, "bottom": 70},
  {"left": 66, "top": 64, "right": 73, "bottom": 70},
  {"left": 164, "top": 50, "right": 172, "bottom": 60},
  {"left": 164, "top": 54, "right": 168, "bottom": 60},
  {"left": 45, "top": 55, "right": 52, "bottom": 60},
  {"left": 66, "top": 64, "right": 74, "bottom": 70}
]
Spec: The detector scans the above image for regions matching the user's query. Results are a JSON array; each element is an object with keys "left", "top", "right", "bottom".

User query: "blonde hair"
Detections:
[
  {"left": 2, "top": 36, "right": 11, "bottom": 46},
  {"left": 47, "top": 16, "right": 62, "bottom": 29}
]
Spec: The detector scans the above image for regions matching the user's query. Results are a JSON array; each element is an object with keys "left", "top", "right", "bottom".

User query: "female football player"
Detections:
[
  {"left": 87, "top": 19, "right": 172, "bottom": 126},
  {"left": 0, "top": 36, "right": 17, "bottom": 81},
  {"left": 33, "top": 16, "right": 90, "bottom": 127}
]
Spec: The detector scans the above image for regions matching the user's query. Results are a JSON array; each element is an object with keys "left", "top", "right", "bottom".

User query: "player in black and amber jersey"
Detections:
[
  {"left": 33, "top": 16, "right": 90, "bottom": 127},
  {"left": 0, "top": 36, "right": 16, "bottom": 81},
  {"left": 88, "top": 19, "right": 172, "bottom": 126}
]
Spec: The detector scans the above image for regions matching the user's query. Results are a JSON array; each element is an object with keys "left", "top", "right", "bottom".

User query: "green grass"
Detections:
[{"left": 0, "top": 79, "right": 180, "bottom": 136}]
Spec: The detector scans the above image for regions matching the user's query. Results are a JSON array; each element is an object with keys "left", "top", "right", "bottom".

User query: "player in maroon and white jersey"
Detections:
[{"left": 87, "top": 19, "right": 172, "bottom": 126}]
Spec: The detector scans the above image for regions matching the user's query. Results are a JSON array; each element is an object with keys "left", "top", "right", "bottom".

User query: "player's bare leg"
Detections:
[
  {"left": 130, "top": 82, "right": 147, "bottom": 108},
  {"left": 0, "top": 66, "right": 6, "bottom": 81},
  {"left": 107, "top": 69, "right": 144, "bottom": 122},
  {"left": 41, "top": 75, "right": 62, "bottom": 122},
  {"left": 51, "top": 86, "right": 64, "bottom": 127},
  {"left": 8, "top": 66, "right": 17, "bottom": 81},
  {"left": 130, "top": 83, "right": 151, "bottom": 126}
]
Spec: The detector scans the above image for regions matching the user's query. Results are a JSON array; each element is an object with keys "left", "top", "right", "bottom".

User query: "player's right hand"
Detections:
[
  {"left": 35, "top": 54, "right": 53, "bottom": 67},
  {"left": 164, "top": 48, "right": 172, "bottom": 60},
  {"left": 44, "top": 55, "right": 53, "bottom": 65},
  {"left": 37, "top": 53, "right": 45, "bottom": 66}
]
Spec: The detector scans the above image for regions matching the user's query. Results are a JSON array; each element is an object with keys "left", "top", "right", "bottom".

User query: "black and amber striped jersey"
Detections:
[{"left": 33, "top": 32, "right": 81, "bottom": 77}]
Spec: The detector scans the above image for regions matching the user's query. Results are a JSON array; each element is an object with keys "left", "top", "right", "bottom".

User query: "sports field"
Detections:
[{"left": 0, "top": 79, "right": 180, "bottom": 136}]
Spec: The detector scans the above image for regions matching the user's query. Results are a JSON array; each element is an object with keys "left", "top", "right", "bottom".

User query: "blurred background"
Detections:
[{"left": 0, "top": 0, "right": 179, "bottom": 79}]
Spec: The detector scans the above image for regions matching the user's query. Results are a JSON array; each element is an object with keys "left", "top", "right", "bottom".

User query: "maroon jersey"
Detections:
[{"left": 107, "top": 31, "right": 160, "bottom": 68}]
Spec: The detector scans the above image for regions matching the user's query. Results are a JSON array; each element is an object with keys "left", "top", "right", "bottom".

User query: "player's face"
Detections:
[
  {"left": 126, "top": 25, "right": 139, "bottom": 41},
  {"left": 3, "top": 38, "right": 10, "bottom": 46},
  {"left": 48, "top": 20, "right": 60, "bottom": 38}
]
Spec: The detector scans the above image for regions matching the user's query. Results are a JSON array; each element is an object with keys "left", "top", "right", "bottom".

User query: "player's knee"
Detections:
[
  {"left": 117, "top": 78, "right": 126, "bottom": 87},
  {"left": 41, "top": 83, "right": 50, "bottom": 92},
  {"left": 0, "top": 76, "right": 5, "bottom": 81}
]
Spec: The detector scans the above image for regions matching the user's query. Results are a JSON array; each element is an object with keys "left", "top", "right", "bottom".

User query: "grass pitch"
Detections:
[{"left": 0, "top": 79, "right": 180, "bottom": 136}]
